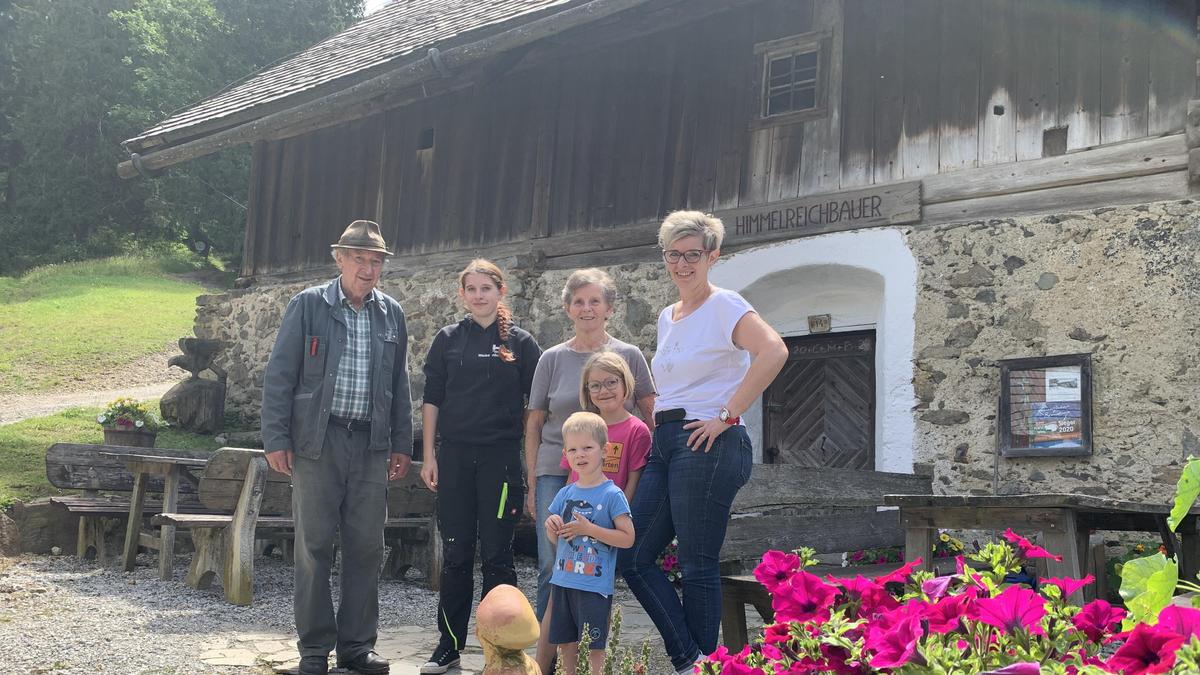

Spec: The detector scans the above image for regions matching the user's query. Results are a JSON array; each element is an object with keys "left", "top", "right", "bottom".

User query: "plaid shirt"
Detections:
[{"left": 330, "top": 282, "right": 373, "bottom": 420}]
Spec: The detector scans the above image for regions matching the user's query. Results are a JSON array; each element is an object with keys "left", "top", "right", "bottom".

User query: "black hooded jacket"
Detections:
[{"left": 422, "top": 315, "right": 541, "bottom": 444}]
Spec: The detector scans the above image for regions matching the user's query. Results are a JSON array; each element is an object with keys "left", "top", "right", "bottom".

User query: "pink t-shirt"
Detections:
[{"left": 560, "top": 415, "right": 652, "bottom": 490}]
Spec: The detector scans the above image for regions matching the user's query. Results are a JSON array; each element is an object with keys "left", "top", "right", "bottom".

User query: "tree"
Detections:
[{"left": 0, "top": 0, "right": 362, "bottom": 275}]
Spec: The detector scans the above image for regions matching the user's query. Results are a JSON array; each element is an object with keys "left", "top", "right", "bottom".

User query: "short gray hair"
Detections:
[
  {"left": 561, "top": 268, "right": 618, "bottom": 307},
  {"left": 658, "top": 210, "right": 725, "bottom": 251}
]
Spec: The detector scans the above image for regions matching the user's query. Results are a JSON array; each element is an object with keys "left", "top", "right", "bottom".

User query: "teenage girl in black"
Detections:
[{"left": 419, "top": 259, "right": 542, "bottom": 674}]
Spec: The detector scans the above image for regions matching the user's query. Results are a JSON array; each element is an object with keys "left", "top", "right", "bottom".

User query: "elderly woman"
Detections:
[
  {"left": 618, "top": 211, "right": 787, "bottom": 675},
  {"left": 524, "top": 268, "right": 655, "bottom": 672}
]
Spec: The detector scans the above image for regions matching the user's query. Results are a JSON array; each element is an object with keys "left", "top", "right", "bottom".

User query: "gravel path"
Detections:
[
  {"left": 0, "top": 553, "right": 686, "bottom": 675},
  {"left": 0, "top": 347, "right": 185, "bottom": 425}
]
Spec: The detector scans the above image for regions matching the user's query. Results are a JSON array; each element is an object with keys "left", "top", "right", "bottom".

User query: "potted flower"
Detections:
[{"left": 97, "top": 396, "right": 164, "bottom": 447}]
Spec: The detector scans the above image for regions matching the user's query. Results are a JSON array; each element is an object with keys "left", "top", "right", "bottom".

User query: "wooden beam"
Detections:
[{"left": 118, "top": 0, "right": 660, "bottom": 179}]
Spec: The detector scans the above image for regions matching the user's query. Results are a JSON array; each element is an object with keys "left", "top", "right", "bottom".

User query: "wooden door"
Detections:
[{"left": 762, "top": 331, "right": 875, "bottom": 467}]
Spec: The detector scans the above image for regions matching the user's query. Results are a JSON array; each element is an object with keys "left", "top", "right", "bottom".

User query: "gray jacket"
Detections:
[{"left": 261, "top": 278, "right": 413, "bottom": 458}]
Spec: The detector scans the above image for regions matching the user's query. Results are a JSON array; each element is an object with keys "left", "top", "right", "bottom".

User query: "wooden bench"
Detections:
[
  {"left": 44, "top": 443, "right": 213, "bottom": 565},
  {"left": 718, "top": 465, "right": 933, "bottom": 651},
  {"left": 155, "top": 447, "right": 440, "bottom": 606}
]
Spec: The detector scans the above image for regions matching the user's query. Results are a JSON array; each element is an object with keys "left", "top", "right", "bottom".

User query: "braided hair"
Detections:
[{"left": 458, "top": 259, "right": 516, "bottom": 363}]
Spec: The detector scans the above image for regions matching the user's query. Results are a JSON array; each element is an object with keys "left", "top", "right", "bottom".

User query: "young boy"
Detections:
[{"left": 545, "top": 412, "right": 636, "bottom": 675}]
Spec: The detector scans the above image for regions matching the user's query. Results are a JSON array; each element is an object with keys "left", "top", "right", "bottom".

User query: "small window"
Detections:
[{"left": 753, "top": 32, "right": 830, "bottom": 129}]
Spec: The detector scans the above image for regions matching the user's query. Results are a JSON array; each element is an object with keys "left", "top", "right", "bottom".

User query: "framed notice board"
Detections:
[{"left": 997, "top": 354, "right": 1093, "bottom": 458}]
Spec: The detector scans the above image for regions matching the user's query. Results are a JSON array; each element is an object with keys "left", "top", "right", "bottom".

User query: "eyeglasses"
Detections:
[
  {"left": 662, "top": 249, "right": 710, "bottom": 264},
  {"left": 586, "top": 378, "right": 622, "bottom": 394}
]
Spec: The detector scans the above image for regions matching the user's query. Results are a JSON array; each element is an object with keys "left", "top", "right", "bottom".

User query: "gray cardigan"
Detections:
[{"left": 261, "top": 278, "right": 413, "bottom": 458}]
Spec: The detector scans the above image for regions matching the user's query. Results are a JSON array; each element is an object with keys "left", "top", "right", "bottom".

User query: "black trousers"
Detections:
[{"left": 434, "top": 440, "right": 525, "bottom": 652}]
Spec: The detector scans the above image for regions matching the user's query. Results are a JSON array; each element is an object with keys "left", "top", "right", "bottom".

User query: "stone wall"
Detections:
[
  {"left": 194, "top": 198, "right": 1200, "bottom": 500},
  {"left": 194, "top": 259, "right": 677, "bottom": 425},
  {"left": 911, "top": 199, "right": 1200, "bottom": 498}
]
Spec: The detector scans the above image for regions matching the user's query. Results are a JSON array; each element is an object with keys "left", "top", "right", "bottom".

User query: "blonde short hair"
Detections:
[
  {"left": 561, "top": 268, "right": 618, "bottom": 307},
  {"left": 579, "top": 351, "right": 635, "bottom": 412},
  {"left": 657, "top": 210, "right": 725, "bottom": 251},
  {"left": 561, "top": 411, "right": 608, "bottom": 448}
]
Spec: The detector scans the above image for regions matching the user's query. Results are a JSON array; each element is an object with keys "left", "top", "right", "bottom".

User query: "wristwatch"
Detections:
[{"left": 718, "top": 406, "right": 740, "bottom": 425}]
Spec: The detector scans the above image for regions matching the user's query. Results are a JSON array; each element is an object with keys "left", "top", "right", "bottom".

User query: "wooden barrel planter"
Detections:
[{"left": 102, "top": 428, "right": 157, "bottom": 448}]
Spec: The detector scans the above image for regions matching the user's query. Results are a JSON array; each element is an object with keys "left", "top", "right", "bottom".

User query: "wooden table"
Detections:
[
  {"left": 98, "top": 451, "right": 208, "bottom": 580},
  {"left": 884, "top": 493, "right": 1200, "bottom": 604}
]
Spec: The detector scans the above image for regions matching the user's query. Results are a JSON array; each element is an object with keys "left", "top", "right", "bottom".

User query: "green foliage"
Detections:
[
  {"left": 0, "top": 252, "right": 209, "bottom": 394},
  {"left": 1120, "top": 553, "right": 1180, "bottom": 628},
  {"left": 1169, "top": 459, "right": 1200, "bottom": 532},
  {"left": 0, "top": 0, "right": 363, "bottom": 274},
  {"left": 1119, "top": 456, "right": 1200, "bottom": 627},
  {"left": 0, "top": 404, "right": 220, "bottom": 508}
]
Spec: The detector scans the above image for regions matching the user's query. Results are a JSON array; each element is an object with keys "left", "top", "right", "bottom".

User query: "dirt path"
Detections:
[{"left": 0, "top": 346, "right": 187, "bottom": 425}]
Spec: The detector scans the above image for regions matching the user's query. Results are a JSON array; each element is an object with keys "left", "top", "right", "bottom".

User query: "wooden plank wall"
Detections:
[{"left": 243, "top": 0, "right": 1197, "bottom": 275}]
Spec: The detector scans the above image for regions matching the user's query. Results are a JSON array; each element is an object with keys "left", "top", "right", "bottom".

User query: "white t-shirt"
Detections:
[{"left": 652, "top": 288, "right": 754, "bottom": 421}]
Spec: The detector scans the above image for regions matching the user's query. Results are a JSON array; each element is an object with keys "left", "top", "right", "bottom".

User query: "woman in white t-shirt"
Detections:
[{"left": 618, "top": 211, "right": 787, "bottom": 674}]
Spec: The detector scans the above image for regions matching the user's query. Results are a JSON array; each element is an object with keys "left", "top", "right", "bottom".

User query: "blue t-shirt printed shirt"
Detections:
[{"left": 548, "top": 479, "right": 631, "bottom": 596}]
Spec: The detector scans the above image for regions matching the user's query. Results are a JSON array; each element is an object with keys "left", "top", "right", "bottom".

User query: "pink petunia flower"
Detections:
[
  {"left": 923, "top": 586, "right": 978, "bottom": 634},
  {"left": 772, "top": 569, "right": 839, "bottom": 623},
  {"left": 922, "top": 575, "right": 953, "bottom": 600},
  {"left": 1002, "top": 528, "right": 1063, "bottom": 562},
  {"left": 1072, "top": 599, "right": 1126, "bottom": 643},
  {"left": 875, "top": 557, "right": 924, "bottom": 586},
  {"left": 762, "top": 621, "right": 792, "bottom": 645},
  {"left": 969, "top": 584, "right": 1048, "bottom": 636},
  {"left": 1105, "top": 622, "right": 1187, "bottom": 675},
  {"left": 1156, "top": 605, "right": 1200, "bottom": 639},
  {"left": 754, "top": 550, "right": 802, "bottom": 593},
  {"left": 1041, "top": 574, "right": 1094, "bottom": 598},
  {"left": 979, "top": 663, "right": 1041, "bottom": 675},
  {"left": 865, "top": 614, "right": 924, "bottom": 669},
  {"left": 830, "top": 575, "right": 899, "bottom": 617}
]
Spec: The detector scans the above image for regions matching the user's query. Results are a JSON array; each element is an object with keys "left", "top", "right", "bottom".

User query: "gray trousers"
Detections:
[{"left": 292, "top": 425, "right": 389, "bottom": 659}]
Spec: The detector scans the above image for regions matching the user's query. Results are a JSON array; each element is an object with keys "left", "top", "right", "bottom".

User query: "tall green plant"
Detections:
[{"left": 1119, "top": 457, "right": 1200, "bottom": 627}]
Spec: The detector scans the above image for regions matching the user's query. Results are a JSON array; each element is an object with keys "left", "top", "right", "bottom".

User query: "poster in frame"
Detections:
[{"left": 997, "top": 353, "right": 1093, "bottom": 458}]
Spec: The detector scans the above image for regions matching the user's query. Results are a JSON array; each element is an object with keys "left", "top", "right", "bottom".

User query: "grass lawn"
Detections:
[
  {"left": 0, "top": 252, "right": 221, "bottom": 395},
  {"left": 0, "top": 405, "right": 222, "bottom": 507}
]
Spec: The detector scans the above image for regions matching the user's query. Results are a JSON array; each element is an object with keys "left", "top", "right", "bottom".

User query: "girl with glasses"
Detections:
[{"left": 558, "top": 351, "right": 652, "bottom": 501}]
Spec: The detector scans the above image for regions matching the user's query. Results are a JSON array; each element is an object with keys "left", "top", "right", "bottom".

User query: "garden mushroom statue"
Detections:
[{"left": 476, "top": 584, "right": 541, "bottom": 675}]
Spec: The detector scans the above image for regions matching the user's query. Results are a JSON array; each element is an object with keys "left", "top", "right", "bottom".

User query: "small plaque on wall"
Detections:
[
  {"left": 997, "top": 354, "right": 1093, "bottom": 457},
  {"left": 807, "top": 314, "right": 832, "bottom": 333}
]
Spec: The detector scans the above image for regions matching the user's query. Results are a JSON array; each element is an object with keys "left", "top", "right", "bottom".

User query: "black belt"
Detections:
[
  {"left": 654, "top": 408, "right": 687, "bottom": 425},
  {"left": 329, "top": 416, "right": 371, "bottom": 432}
]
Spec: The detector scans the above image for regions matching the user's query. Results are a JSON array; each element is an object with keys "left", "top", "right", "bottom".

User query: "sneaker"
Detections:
[{"left": 419, "top": 646, "right": 460, "bottom": 674}]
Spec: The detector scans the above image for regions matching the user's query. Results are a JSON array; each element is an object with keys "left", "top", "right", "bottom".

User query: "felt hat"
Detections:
[{"left": 330, "top": 219, "right": 391, "bottom": 255}]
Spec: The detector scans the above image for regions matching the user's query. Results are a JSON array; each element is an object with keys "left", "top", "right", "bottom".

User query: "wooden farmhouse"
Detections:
[{"left": 124, "top": 0, "right": 1200, "bottom": 499}]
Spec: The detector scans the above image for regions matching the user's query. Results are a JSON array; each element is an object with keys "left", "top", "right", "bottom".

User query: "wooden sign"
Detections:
[{"left": 717, "top": 181, "right": 922, "bottom": 246}]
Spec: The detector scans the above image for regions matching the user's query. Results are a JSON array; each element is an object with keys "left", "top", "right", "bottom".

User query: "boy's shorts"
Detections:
[{"left": 548, "top": 584, "right": 613, "bottom": 649}]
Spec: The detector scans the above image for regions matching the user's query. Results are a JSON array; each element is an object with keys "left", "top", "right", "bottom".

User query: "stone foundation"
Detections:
[{"left": 195, "top": 198, "right": 1200, "bottom": 499}]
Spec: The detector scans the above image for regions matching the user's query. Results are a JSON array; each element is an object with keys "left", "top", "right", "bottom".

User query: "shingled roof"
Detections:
[{"left": 124, "top": 0, "right": 579, "bottom": 152}]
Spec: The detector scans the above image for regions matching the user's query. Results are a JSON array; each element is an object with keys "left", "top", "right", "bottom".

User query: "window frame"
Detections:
[
  {"left": 751, "top": 31, "right": 832, "bottom": 131},
  {"left": 996, "top": 353, "right": 1094, "bottom": 458}
]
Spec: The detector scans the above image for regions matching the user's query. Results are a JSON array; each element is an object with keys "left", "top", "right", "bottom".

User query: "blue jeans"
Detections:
[
  {"left": 618, "top": 421, "right": 752, "bottom": 670},
  {"left": 534, "top": 473, "right": 568, "bottom": 620}
]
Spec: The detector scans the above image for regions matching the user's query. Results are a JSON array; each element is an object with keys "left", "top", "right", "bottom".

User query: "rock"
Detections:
[
  {"left": 953, "top": 444, "right": 969, "bottom": 463},
  {"left": 919, "top": 345, "right": 962, "bottom": 360},
  {"left": 1036, "top": 272, "right": 1059, "bottom": 290},
  {"left": 920, "top": 409, "right": 970, "bottom": 426},
  {"left": 947, "top": 263, "right": 995, "bottom": 288},
  {"left": 1068, "top": 327, "right": 1107, "bottom": 342},
  {"left": 0, "top": 512, "right": 19, "bottom": 556},
  {"left": 1003, "top": 256, "right": 1026, "bottom": 274},
  {"left": 946, "top": 301, "right": 968, "bottom": 319},
  {"left": 974, "top": 289, "right": 996, "bottom": 304},
  {"left": 1028, "top": 470, "right": 1046, "bottom": 482},
  {"left": 944, "top": 322, "right": 981, "bottom": 349}
]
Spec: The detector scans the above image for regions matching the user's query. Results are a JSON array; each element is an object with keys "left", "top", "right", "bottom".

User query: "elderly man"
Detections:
[{"left": 262, "top": 219, "right": 413, "bottom": 675}]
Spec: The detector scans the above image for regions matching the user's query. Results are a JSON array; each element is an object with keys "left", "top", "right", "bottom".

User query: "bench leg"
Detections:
[
  {"left": 122, "top": 473, "right": 148, "bottom": 572},
  {"left": 186, "top": 528, "right": 222, "bottom": 591},
  {"left": 720, "top": 592, "right": 750, "bottom": 653},
  {"left": 1043, "top": 512, "right": 1086, "bottom": 605},
  {"left": 904, "top": 525, "right": 934, "bottom": 572},
  {"left": 158, "top": 466, "right": 181, "bottom": 581}
]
